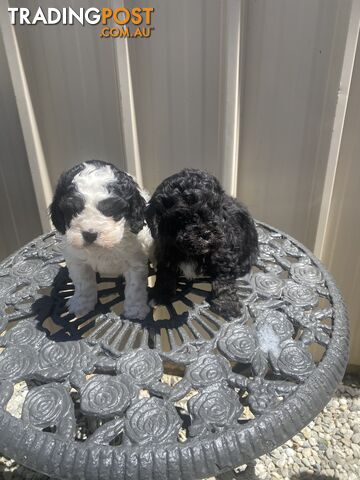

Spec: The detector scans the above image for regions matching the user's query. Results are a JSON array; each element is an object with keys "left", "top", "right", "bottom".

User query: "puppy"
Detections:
[
  {"left": 50, "top": 160, "right": 152, "bottom": 320},
  {"left": 146, "top": 169, "right": 258, "bottom": 318}
]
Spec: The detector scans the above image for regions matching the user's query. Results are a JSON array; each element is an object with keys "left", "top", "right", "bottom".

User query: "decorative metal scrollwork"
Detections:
[
  {"left": 79, "top": 374, "right": 137, "bottom": 419},
  {"left": 22, "top": 383, "right": 76, "bottom": 439},
  {"left": 123, "top": 397, "right": 182, "bottom": 446},
  {"left": 0, "top": 223, "right": 348, "bottom": 480}
]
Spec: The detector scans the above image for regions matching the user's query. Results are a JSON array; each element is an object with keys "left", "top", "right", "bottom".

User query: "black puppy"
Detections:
[{"left": 146, "top": 169, "right": 258, "bottom": 317}]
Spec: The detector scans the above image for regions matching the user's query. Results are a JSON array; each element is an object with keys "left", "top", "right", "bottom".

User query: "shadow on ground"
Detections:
[
  {"left": 291, "top": 474, "right": 339, "bottom": 480},
  {"left": 0, "top": 459, "right": 48, "bottom": 480},
  {"left": 214, "top": 468, "right": 340, "bottom": 480}
]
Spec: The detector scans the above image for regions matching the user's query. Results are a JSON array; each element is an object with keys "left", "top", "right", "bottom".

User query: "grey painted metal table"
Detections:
[{"left": 0, "top": 222, "right": 349, "bottom": 479}]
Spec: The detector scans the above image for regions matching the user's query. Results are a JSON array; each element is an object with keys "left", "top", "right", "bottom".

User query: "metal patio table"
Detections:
[{"left": 0, "top": 222, "right": 349, "bottom": 479}]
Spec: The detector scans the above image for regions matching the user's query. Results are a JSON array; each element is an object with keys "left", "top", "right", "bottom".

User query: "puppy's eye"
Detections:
[
  {"left": 60, "top": 196, "right": 84, "bottom": 216},
  {"left": 58, "top": 195, "right": 84, "bottom": 227},
  {"left": 98, "top": 198, "right": 127, "bottom": 219}
]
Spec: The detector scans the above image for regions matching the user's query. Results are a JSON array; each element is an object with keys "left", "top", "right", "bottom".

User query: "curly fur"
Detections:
[
  {"left": 50, "top": 160, "right": 152, "bottom": 320},
  {"left": 146, "top": 168, "right": 258, "bottom": 318}
]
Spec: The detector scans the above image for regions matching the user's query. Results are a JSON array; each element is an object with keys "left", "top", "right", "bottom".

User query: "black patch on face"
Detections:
[
  {"left": 59, "top": 194, "right": 85, "bottom": 228},
  {"left": 49, "top": 160, "right": 146, "bottom": 235},
  {"left": 49, "top": 163, "right": 86, "bottom": 234},
  {"left": 97, "top": 197, "right": 127, "bottom": 221},
  {"left": 106, "top": 170, "right": 146, "bottom": 234}
]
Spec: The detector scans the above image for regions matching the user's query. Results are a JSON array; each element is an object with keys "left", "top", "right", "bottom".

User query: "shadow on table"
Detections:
[{"left": 31, "top": 267, "right": 98, "bottom": 342}]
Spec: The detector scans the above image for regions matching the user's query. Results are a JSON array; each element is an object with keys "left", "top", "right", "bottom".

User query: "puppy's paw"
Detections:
[
  {"left": 209, "top": 287, "right": 244, "bottom": 319},
  {"left": 67, "top": 292, "right": 97, "bottom": 317},
  {"left": 124, "top": 302, "right": 150, "bottom": 320},
  {"left": 210, "top": 298, "right": 243, "bottom": 319},
  {"left": 149, "top": 286, "right": 176, "bottom": 306}
]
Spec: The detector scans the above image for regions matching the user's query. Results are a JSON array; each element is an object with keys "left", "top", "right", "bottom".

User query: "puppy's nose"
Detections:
[{"left": 82, "top": 231, "right": 98, "bottom": 244}]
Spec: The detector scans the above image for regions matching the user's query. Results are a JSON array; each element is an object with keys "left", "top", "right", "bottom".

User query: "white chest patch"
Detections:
[
  {"left": 179, "top": 261, "right": 198, "bottom": 280},
  {"left": 64, "top": 226, "right": 152, "bottom": 275}
]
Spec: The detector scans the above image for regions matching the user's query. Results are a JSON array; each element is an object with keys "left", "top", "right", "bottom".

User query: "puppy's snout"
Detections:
[{"left": 82, "top": 231, "right": 98, "bottom": 244}]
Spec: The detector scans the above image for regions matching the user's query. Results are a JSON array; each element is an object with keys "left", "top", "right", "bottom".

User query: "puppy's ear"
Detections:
[
  {"left": 49, "top": 181, "right": 66, "bottom": 234},
  {"left": 145, "top": 201, "right": 158, "bottom": 238},
  {"left": 49, "top": 192, "right": 65, "bottom": 235},
  {"left": 49, "top": 163, "right": 86, "bottom": 234},
  {"left": 127, "top": 189, "right": 146, "bottom": 234}
]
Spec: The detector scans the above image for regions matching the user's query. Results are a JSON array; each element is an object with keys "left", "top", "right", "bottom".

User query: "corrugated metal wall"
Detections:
[
  {"left": 323, "top": 40, "right": 360, "bottom": 369},
  {"left": 237, "top": 0, "right": 352, "bottom": 249},
  {"left": 126, "top": 0, "right": 225, "bottom": 190},
  {"left": 0, "top": 32, "right": 42, "bottom": 258},
  {"left": 11, "top": 0, "right": 127, "bottom": 188},
  {"left": 0, "top": 0, "right": 359, "bottom": 364}
]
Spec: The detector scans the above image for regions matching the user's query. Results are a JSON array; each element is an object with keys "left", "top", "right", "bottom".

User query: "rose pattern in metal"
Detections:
[
  {"left": 188, "top": 383, "right": 243, "bottom": 437},
  {"left": 274, "top": 340, "right": 315, "bottom": 382},
  {"left": 218, "top": 323, "right": 258, "bottom": 364},
  {"left": 123, "top": 397, "right": 182, "bottom": 446},
  {"left": 117, "top": 350, "right": 163, "bottom": 386},
  {"left": 0, "top": 345, "right": 37, "bottom": 382},
  {"left": 0, "top": 223, "right": 349, "bottom": 480},
  {"left": 0, "top": 320, "right": 47, "bottom": 349},
  {"left": 22, "top": 383, "right": 76, "bottom": 439},
  {"left": 36, "top": 340, "right": 92, "bottom": 382},
  {"left": 79, "top": 374, "right": 137, "bottom": 419}
]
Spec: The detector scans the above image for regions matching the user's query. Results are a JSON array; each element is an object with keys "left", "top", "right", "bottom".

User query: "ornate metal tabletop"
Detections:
[{"left": 0, "top": 222, "right": 349, "bottom": 479}]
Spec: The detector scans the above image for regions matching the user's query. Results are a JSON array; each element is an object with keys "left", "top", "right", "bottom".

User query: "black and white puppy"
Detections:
[
  {"left": 146, "top": 169, "right": 258, "bottom": 317},
  {"left": 50, "top": 160, "right": 152, "bottom": 320}
]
